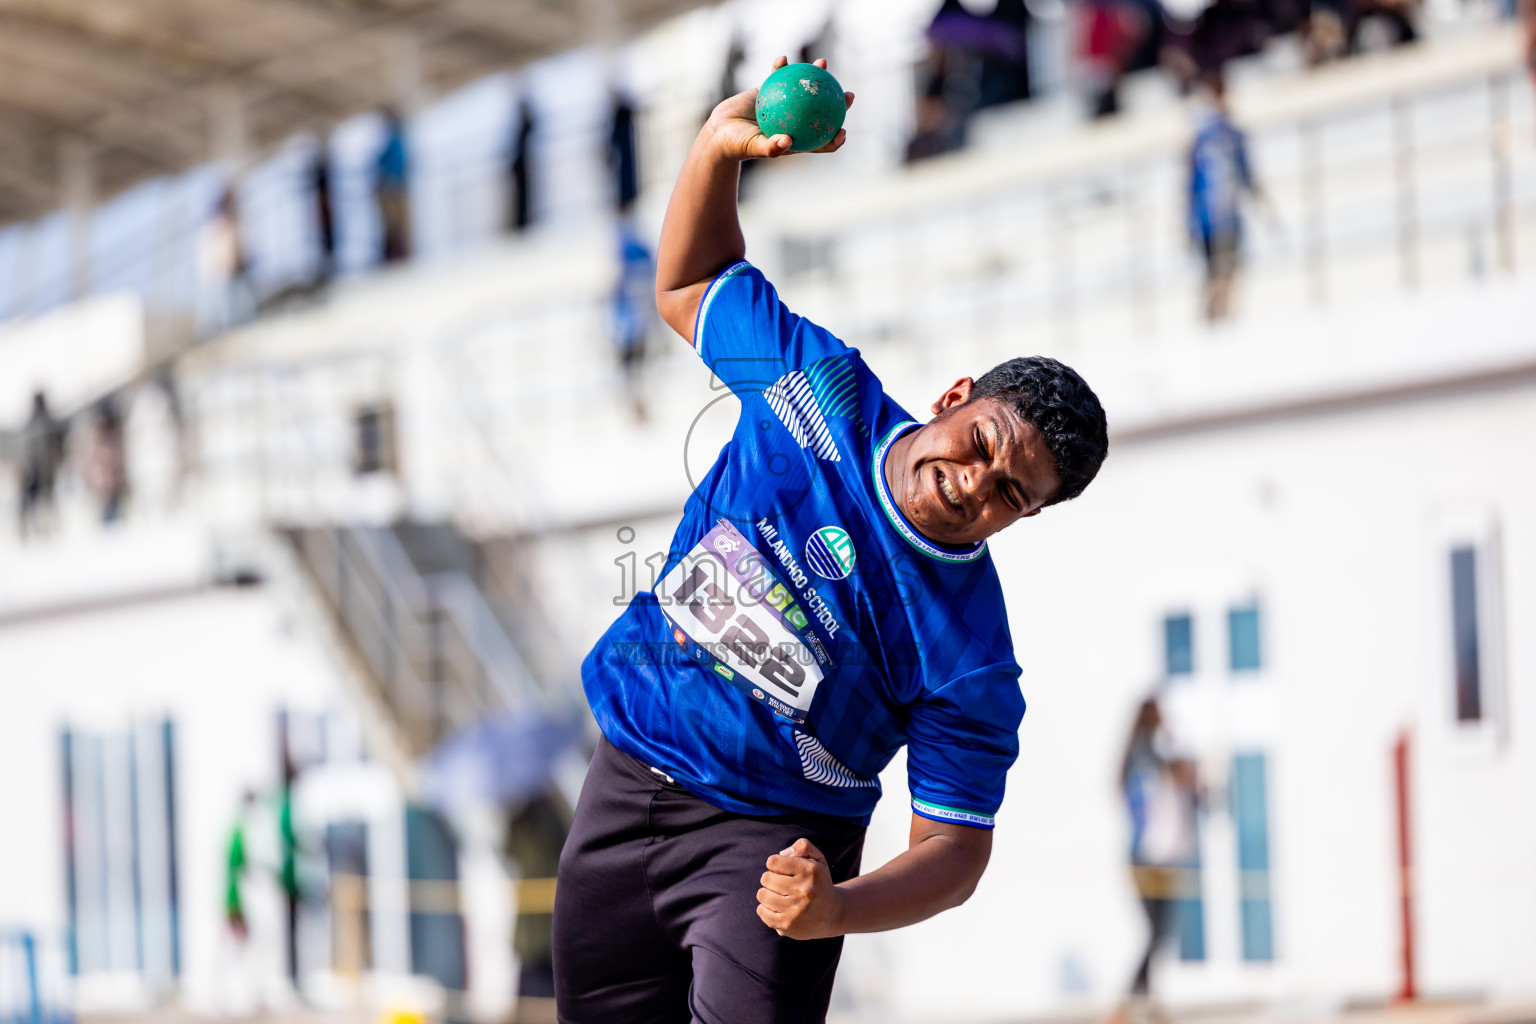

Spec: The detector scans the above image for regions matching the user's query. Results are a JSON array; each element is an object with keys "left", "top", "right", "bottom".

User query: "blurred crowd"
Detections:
[
  {"left": 907, "top": 0, "right": 1450, "bottom": 161},
  {"left": 8, "top": 0, "right": 1529, "bottom": 543},
  {"left": 10, "top": 379, "right": 185, "bottom": 544}
]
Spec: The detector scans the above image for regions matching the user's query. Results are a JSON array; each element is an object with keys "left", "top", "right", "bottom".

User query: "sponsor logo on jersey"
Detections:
[
  {"left": 758, "top": 519, "right": 843, "bottom": 639},
  {"left": 714, "top": 663, "right": 736, "bottom": 681},
  {"left": 752, "top": 688, "right": 765, "bottom": 701},
  {"left": 805, "top": 525, "right": 856, "bottom": 580},
  {"left": 673, "top": 628, "right": 687, "bottom": 647}
]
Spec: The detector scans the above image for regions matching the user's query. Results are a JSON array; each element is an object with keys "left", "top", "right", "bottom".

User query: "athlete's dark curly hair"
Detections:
[{"left": 969, "top": 356, "right": 1108, "bottom": 507}]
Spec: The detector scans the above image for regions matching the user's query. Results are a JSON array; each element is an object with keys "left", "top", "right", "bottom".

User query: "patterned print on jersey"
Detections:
[
  {"left": 765, "top": 368, "right": 841, "bottom": 462},
  {"left": 803, "top": 354, "right": 863, "bottom": 435},
  {"left": 795, "top": 732, "right": 878, "bottom": 789}
]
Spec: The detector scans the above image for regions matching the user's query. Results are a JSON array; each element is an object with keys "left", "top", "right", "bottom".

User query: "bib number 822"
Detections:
[{"left": 672, "top": 563, "right": 808, "bottom": 698}]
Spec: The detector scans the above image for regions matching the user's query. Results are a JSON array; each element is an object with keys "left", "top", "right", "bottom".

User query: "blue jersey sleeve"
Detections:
[
  {"left": 693, "top": 261, "right": 852, "bottom": 396},
  {"left": 906, "top": 663, "right": 1025, "bottom": 830}
]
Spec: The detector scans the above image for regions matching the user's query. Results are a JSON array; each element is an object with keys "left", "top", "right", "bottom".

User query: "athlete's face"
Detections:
[{"left": 886, "top": 379, "right": 1062, "bottom": 547}]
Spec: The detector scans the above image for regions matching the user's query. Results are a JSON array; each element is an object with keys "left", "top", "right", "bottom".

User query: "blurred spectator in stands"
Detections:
[
  {"left": 907, "top": 0, "right": 1034, "bottom": 160},
  {"left": 609, "top": 91, "right": 640, "bottom": 213},
  {"left": 197, "top": 186, "right": 251, "bottom": 334},
  {"left": 907, "top": 51, "right": 963, "bottom": 162},
  {"left": 311, "top": 145, "right": 336, "bottom": 283},
  {"left": 1184, "top": 0, "right": 1273, "bottom": 84},
  {"left": 18, "top": 391, "right": 63, "bottom": 540},
  {"left": 508, "top": 98, "right": 537, "bottom": 233},
  {"left": 1301, "top": 1, "right": 1351, "bottom": 65},
  {"left": 375, "top": 108, "right": 411, "bottom": 262},
  {"left": 612, "top": 218, "right": 655, "bottom": 423},
  {"left": 1526, "top": 0, "right": 1536, "bottom": 128},
  {"left": 1079, "top": 0, "right": 1149, "bottom": 118},
  {"left": 86, "top": 397, "right": 127, "bottom": 524},
  {"left": 1114, "top": 697, "right": 1200, "bottom": 1021},
  {"left": 1301, "top": 0, "right": 1418, "bottom": 64},
  {"left": 1348, "top": 0, "right": 1419, "bottom": 52},
  {"left": 1187, "top": 73, "right": 1262, "bottom": 321},
  {"left": 980, "top": 0, "right": 1034, "bottom": 108},
  {"left": 505, "top": 789, "right": 571, "bottom": 1023}
]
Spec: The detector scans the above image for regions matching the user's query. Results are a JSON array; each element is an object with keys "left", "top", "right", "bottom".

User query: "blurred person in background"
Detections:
[
  {"left": 1114, "top": 697, "right": 1200, "bottom": 1023},
  {"left": 609, "top": 90, "right": 641, "bottom": 213},
  {"left": 85, "top": 397, "right": 127, "bottom": 525},
  {"left": 612, "top": 218, "right": 656, "bottom": 423},
  {"left": 198, "top": 187, "right": 252, "bottom": 334},
  {"left": 18, "top": 390, "right": 63, "bottom": 540},
  {"left": 1187, "top": 72, "right": 1263, "bottom": 321},
  {"left": 1522, "top": 0, "right": 1536, "bottom": 106},
  {"left": 1079, "top": 0, "right": 1150, "bottom": 118},
  {"left": 907, "top": 45, "right": 964, "bottom": 161},
  {"left": 505, "top": 789, "right": 571, "bottom": 1023},
  {"left": 508, "top": 98, "right": 538, "bottom": 233},
  {"left": 278, "top": 738, "right": 305, "bottom": 992},
  {"left": 311, "top": 146, "right": 336, "bottom": 283},
  {"left": 375, "top": 107, "right": 411, "bottom": 262},
  {"left": 907, "top": 0, "right": 1035, "bottom": 160},
  {"left": 1184, "top": 0, "right": 1274, "bottom": 81},
  {"left": 1300, "top": 0, "right": 1418, "bottom": 63},
  {"left": 1347, "top": 0, "right": 1419, "bottom": 52},
  {"left": 220, "top": 789, "right": 277, "bottom": 1014},
  {"left": 1302, "top": 0, "right": 1352, "bottom": 65},
  {"left": 226, "top": 790, "right": 256, "bottom": 943}
]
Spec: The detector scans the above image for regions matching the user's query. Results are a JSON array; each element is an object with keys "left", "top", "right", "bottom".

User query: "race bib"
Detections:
[{"left": 659, "top": 520, "right": 828, "bottom": 723}]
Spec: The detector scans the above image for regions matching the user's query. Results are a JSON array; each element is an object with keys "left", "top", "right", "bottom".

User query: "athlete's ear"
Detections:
[{"left": 931, "top": 377, "right": 975, "bottom": 415}]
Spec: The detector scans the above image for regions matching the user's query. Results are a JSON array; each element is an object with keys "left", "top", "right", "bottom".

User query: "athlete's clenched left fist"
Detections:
[{"left": 757, "top": 837, "right": 846, "bottom": 940}]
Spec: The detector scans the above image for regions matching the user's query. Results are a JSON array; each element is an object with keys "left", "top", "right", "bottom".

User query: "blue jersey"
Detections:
[
  {"left": 1189, "top": 114, "right": 1253, "bottom": 243},
  {"left": 581, "top": 262, "right": 1025, "bottom": 828}
]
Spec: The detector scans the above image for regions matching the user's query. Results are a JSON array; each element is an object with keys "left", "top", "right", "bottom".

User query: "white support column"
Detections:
[
  {"left": 581, "top": 0, "right": 625, "bottom": 50},
  {"left": 60, "top": 136, "right": 96, "bottom": 300},
  {"left": 207, "top": 83, "right": 249, "bottom": 174},
  {"left": 384, "top": 32, "right": 427, "bottom": 117}
]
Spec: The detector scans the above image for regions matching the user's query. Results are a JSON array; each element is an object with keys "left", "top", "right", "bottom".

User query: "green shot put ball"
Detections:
[{"left": 756, "top": 63, "right": 846, "bottom": 153}]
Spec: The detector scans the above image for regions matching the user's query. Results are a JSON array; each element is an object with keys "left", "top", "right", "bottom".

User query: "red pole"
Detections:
[{"left": 1394, "top": 731, "right": 1416, "bottom": 1002}]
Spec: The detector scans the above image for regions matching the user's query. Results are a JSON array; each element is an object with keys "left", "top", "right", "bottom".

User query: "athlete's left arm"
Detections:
[{"left": 756, "top": 813, "right": 991, "bottom": 940}]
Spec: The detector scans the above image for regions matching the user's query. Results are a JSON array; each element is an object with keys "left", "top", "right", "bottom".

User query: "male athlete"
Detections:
[{"left": 553, "top": 58, "right": 1108, "bottom": 1023}]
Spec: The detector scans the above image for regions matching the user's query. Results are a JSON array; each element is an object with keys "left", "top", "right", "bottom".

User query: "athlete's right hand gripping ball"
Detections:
[
  {"left": 756, "top": 60, "right": 847, "bottom": 152},
  {"left": 708, "top": 58, "right": 851, "bottom": 161}
]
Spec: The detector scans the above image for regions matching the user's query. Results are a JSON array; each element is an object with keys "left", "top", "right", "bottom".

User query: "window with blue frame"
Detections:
[
  {"left": 1228, "top": 603, "right": 1262, "bottom": 673},
  {"left": 1231, "top": 752, "right": 1275, "bottom": 961},
  {"left": 1164, "top": 614, "right": 1194, "bottom": 677},
  {"left": 1449, "top": 547, "right": 1482, "bottom": 722},
  {"left": 1174, "top": 844, "right": 1207, "bottom": 962},
  {"left": 61, "top": 719, "right": 181, "bottom": 983}
]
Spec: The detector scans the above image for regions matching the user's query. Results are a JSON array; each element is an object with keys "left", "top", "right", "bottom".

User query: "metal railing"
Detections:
[
  {"left": 290, "top": 523, "right": 563, "bottom": 755},
  {"left": 772, "top": 61, "right": 1534, "bottom": 352},
  {"left": 0, "top": 931, "right": 71, "bottom": 1024}
]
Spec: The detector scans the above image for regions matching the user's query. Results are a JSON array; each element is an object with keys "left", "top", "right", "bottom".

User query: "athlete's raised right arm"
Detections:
[{"left": 655, "top": 57, "right": 851, "bottom": 346}]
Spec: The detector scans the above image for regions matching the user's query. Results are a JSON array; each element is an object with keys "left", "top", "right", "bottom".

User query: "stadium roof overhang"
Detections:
[{"left": 0, "top": 0, "right": 705, "bottom": 225}]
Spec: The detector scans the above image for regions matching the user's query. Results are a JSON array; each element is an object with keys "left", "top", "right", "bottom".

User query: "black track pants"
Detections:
[{"left": 553, "top": 737, "right": 866, "bottom": 1024}]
